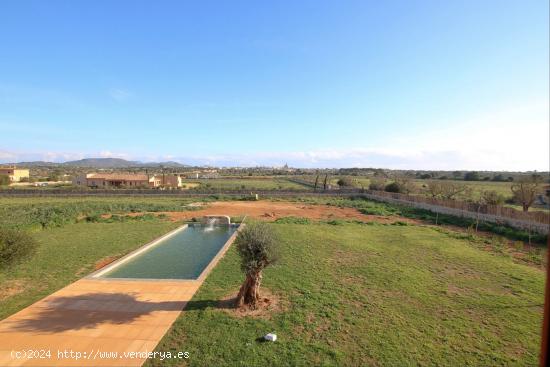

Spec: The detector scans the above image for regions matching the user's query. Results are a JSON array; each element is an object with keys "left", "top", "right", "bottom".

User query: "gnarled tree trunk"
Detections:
[{"left": 236, "top": 270, "right": 262, "bottom": 309}]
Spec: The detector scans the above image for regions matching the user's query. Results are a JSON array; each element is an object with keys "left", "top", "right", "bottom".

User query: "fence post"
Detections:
[{"left": 475, "top": 204, "right": 481, "bottom": 232}]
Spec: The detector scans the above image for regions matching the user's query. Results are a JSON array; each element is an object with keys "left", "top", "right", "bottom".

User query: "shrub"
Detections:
[
  {"left": 0, "top": 228, "right": 37, "bottom": 268},
  {"left": 385, "top": 182, "right": 401, "bottom": 193},
  {"left": 368, "top": 178, "right": 386, "bottom": 191},
  {"left": 337, "top": 177, "right": 354, "bottom": 187}
]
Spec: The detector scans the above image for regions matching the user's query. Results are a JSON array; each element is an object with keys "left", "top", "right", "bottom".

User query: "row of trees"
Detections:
[
  {"left": 415, "top": 171, "right": 516, "bottom": 182},
  {"left": 367, "top": 174, "right": 546, "bottom": 212}
]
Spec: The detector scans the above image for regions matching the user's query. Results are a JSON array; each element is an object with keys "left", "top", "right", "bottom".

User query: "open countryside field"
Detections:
[
  {"left": 298, "top": 174, "right": 548, "bottom": 211},
  {"left": 331, "top": 176, "right": 517, "bottom": 200},
  {"left": 0, "top": 196, "right": 199, "bottom": 229},
  {"left": 0, "top": 197, "right": 546, "bottom": 366},
  {"left": 297, "top": 175, "right": 517, "bottom": 197},
  {"left": 149, "top": 222, "right": 544, "bottom": 366},
  {"left": 182, "top": 178, "right": 309, "bottom": 191}
]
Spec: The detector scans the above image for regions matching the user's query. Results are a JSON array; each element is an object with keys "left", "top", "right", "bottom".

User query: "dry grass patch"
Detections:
[{"left": 0, "top": 280, "right": 29, "bottom": 301}]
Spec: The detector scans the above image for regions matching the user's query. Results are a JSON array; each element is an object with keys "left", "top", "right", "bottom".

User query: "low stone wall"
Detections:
[{"left": 362, "top": 193, "right": 549, "bottom": 235}]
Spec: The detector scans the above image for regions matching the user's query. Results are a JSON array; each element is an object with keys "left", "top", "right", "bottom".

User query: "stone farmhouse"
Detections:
[
  {"left": 0, "top": 166, "right": 30, "bottom": 182},
  {"left": 73, "top": 173, "right": 182, "bottom": 188}
]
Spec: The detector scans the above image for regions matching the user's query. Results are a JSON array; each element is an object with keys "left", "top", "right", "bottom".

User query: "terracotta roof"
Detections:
[{"left": 87, "top": 173, "right": 149, "bottom": 181}]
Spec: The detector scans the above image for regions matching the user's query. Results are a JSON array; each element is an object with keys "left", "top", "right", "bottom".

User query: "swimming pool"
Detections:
[{"left": 93, "top": 224, "right": 238, "bottom": 280}]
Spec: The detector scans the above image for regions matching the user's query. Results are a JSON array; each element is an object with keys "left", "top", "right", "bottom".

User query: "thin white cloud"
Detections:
[
  {"left": 108, "top": 88, "right": 133, "bottom": 102},
  {"left": 0, "top": 147, "right": 547, "bottom": 171},
  {"left": 98, "top": 151, "right": 132, "bottom": 160},
  {"left": 0, "top": 150, "right": 17, "bottom": 160}
]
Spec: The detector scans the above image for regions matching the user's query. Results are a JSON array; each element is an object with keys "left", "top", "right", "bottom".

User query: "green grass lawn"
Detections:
[
  {"left": 149, "top": 222, "right": 544, "bottom": 366},
  {"left": 0, "top": 219, "right": 178, "bottom": 320}
]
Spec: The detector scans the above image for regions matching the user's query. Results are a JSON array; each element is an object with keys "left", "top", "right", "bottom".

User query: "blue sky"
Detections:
[{"left": 0, "top": 0, "right": 548, "bottom": 169}]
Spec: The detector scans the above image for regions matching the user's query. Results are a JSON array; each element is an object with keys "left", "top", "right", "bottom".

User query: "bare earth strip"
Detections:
[{"left": 158, "top": 201, "right": 417, "bottom": 224}]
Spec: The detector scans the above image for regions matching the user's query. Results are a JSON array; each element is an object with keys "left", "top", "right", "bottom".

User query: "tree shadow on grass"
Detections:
[
  {"left": 183, "top": 297, "right": 238, "bottom": 311},
  {"left": 10, "top": 292, "right": 187, "bottom": 333}
]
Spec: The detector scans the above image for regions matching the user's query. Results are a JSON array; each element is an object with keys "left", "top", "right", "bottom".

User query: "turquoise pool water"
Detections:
[{"left": 101, "top": 225, "right": 237, "bottom": 279}]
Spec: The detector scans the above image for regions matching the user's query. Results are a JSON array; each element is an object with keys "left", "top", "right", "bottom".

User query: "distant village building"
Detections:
[
  {"left": 183, "top": 170, "right": 219, "bottom": 179},
  {"left": 0, "top": 166, "right": 30, "bottom": 182},
  {"left": 73, "top": 173, "right": 182, "bottom": 188}
]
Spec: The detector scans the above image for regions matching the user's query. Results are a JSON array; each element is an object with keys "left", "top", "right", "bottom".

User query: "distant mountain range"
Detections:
[{"left": 7, "top": 158, "right": 188, "bottom": 168}]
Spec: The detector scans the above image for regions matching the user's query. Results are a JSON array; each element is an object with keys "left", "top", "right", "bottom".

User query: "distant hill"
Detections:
[
  {"left": 7, "top": 158, "right": 188, "bottom": 168},
  {"left": 64, "top": 158, "right": 187, "bottom": 168},
  {"left": 6, "top": 161, "right": 61, "bottom": 167}
]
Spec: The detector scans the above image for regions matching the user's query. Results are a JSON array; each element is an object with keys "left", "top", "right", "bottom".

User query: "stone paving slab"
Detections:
[{"left": 0, "top": 279, "right": 200, "bottom": 366}]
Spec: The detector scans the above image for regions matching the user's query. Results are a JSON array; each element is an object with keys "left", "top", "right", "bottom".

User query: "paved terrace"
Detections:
[{"left": 0, "top": 279, "right": 200, "bottom": 366}]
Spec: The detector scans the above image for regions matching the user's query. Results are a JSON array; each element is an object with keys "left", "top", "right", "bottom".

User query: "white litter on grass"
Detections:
[{"left": 264, "top": 333, "right": 277, "bottom": 342}]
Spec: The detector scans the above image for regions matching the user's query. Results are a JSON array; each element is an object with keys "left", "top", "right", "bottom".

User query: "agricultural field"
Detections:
[
  {"left": 0, "top": 197, "right": 199, "bottom": 230},
  {"left": 183, "top": 178, "right": 309, "bottom": 191}
]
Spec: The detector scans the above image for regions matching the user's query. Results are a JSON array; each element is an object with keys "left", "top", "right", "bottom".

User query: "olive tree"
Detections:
[{"left": 235, "top": 222, "right": 279, "bottom": 309}]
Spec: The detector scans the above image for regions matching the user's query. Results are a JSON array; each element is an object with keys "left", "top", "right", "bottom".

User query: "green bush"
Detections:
[
  {"left": 0, "top": 228, "right": 38, "bottom": 268},
  {"left": 384, "top": 182, "right": 401, "bottom": 193},
  {"left": 337, "top": 177, "right": 354, "bottom": 187},
  {"left": 368, "top": 178, "right": 386, "bottom": 191}
]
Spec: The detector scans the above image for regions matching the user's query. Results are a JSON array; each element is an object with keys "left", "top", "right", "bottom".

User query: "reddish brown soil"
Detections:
[{"left": 157, "top": 201, "right": 418, "bottom": 224}]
